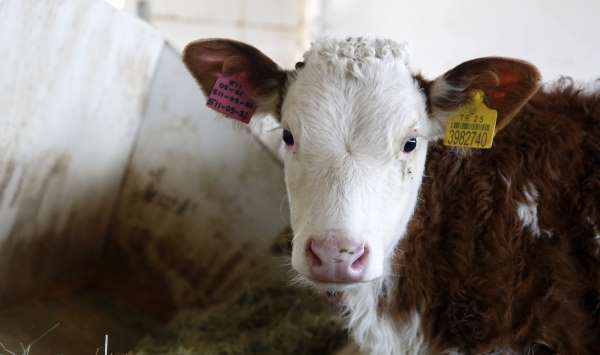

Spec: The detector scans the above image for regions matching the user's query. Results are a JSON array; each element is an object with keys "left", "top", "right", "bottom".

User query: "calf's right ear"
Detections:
[
  {"left": 183, "top": 39, "right": 287, "bottom": 117},
  {"left": 422, "top": 57, "right": 541, "bottom": 139}
]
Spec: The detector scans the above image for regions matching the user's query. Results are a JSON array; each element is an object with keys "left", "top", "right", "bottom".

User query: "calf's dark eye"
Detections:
[
  {"left": 403, "top": 137, "right": 417, "bottom": 153},
  {"left": 283, "top": 129, "right": 294, "bottom": 146}
]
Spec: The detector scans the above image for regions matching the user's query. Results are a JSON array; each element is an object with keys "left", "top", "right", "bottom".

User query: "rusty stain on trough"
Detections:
[
  {"left": 0, "top": 160, "right": 15, "bottom": 203},
  {"left": 141, "top": 169, "right": 199, "bottom": 216}
]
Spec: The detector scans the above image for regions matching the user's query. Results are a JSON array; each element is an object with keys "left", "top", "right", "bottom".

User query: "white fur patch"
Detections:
[
  {"left": 516, "top": 183, "right": 541, "bottom": 237},
  {"left": 342, "top": 280, "right": 428, "bottom": 355}
]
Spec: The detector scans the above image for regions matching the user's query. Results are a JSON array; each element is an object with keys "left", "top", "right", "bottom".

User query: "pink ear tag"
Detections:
[{"left": 206, "top": 73, "right": 257, "bottom": 123}]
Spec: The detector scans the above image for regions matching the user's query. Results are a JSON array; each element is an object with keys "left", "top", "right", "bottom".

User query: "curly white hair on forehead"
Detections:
[{"left": 303, "top": 37, "right": 411, "bottom": 78}]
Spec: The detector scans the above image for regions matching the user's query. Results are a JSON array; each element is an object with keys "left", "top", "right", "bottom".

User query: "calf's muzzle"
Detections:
[{"left": 306, "top": 234, "right": 368, "bottom": 283}]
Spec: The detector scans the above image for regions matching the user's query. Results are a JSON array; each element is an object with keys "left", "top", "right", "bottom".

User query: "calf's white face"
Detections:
[
  {"left": 183, "top": 37, "right": 541, "bottom": 290},
  {"left": 282, "top": 39, "right": 430, "bottom": 286}
]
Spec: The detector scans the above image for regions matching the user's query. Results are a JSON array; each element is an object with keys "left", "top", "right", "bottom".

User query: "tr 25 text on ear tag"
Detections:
[
  {"left": 206, "top": 73, "right": 257, "bottom": 124},
  {"left": 443, "top": 90, "right": 497, "bottom": 149}
]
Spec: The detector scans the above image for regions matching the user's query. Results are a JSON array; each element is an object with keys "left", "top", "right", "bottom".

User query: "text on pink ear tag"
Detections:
[{"left": 206, "top": 73, "right": 257, "bottom": 123}]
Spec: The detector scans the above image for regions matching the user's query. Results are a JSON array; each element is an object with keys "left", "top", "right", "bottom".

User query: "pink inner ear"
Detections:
[
  {"left": 485, "top": 70, "right": 527, "bottom": 107},
  {"left": 498, "top": 71, "right": 522, "bottom": 86},
  {"left": 194, "top": 51, "right": 249, "bottom": 80},
  {"left": 222, "top": 56, "right": 249, "bottom": 76},
  {"left": 198, "top": 52, "right": 228, "bottom": 63}
]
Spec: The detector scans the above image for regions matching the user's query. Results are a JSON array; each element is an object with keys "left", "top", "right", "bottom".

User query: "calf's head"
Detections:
[{"left": 184, "top": 38, "right": 540, "bottom": 289}]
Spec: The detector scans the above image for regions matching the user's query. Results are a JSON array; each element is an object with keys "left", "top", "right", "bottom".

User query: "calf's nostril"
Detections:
[
  {"left": 307, "top": 241, "right": 323, "bottom": 266},
  {"left": 350, "top": 247, "right": 368, "bottom": 271}
]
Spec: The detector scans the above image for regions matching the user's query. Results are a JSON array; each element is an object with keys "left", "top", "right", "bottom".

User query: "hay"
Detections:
[
  {"left": 132, "top": 270, "right": 347, "bottom": 355},
  {"left": 0, "top": 323, "right": 60, "bottom": 355}
]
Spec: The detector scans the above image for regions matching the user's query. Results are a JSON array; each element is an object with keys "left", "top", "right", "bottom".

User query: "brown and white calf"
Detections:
[{"left": 183, "top": 38, "right": 600, "bottom": 354}]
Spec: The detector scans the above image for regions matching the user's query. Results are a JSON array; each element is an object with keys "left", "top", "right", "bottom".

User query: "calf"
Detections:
[{"left": 183, "top": 38, "right": 600, "bottom": 355}]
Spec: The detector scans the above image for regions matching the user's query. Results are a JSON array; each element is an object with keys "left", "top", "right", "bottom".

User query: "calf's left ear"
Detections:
[
  {"left": 422, "top": 57, "right": 541, "bottom": 138},
  {"left": 183, "top": 39, "right": 288, "bottom": 117}
]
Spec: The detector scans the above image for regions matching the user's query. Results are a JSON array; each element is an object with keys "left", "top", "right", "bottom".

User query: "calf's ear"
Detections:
[
  {"left": 183, "top": 39, "right": 287, "bottom": 117},
  {"left": 422, "top": 57, "right": 541, "bottom": 138}
]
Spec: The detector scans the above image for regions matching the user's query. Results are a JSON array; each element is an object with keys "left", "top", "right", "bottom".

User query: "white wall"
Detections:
[
  {"left": 117, "top": 0, "right": 599, "bottom": 81},
  {"left": 122, "top": 0, "right": 320, "bottom": 67},
  {"left": 321, "top": 0, "right": 600, "bottom": 81}
]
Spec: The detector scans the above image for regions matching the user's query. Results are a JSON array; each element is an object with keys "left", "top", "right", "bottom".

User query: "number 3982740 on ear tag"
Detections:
[
  {"left": 443, "top": 90, "right": 497, "bottom": 149},
  {"left": 206, "top": 73, "right": 257, "bottom": 124}
]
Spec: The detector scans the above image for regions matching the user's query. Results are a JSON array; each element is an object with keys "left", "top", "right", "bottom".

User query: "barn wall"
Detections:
[
  {"left": 0, "top": 0, "right": 163, "bottom": 304},
  {"left": 320, "top": 0, "right": 600, "bottom": 81},
  {"left": 121, "top": 0, "right": 318, "bottom": 67}
]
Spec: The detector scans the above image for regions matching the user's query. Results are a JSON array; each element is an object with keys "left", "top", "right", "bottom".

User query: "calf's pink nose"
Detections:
[{"left": 306, "top": 237, "right": 368, "bottom": 283}]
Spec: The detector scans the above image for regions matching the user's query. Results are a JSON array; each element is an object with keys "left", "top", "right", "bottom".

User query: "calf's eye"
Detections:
[
  {"left": 283, "top": 129, "right": 294, "bottom": 146},
  {"left": 403, "top": 137, "right": 417, "bottom": 153}
]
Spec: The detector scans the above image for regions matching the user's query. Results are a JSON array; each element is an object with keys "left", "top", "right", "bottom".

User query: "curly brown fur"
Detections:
[{"left": 393, "top": 81, "right": 600, "bottom": 354}]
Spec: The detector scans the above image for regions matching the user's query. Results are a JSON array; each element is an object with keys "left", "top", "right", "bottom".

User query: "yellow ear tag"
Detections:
[{"left": 443, "top": 90, "right": 497, "bottom": 149}]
